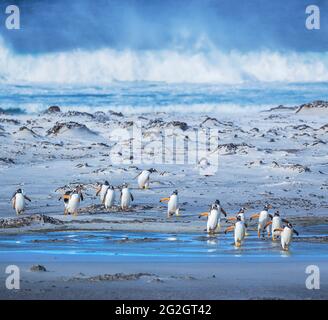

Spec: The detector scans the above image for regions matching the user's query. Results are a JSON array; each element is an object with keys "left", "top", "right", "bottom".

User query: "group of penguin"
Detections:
[
  {"left": 10, "top": 168, "right": 299, "bottom": 251},
  {"left": 198, "top": 202, "right": 299, "bottom": 251}
]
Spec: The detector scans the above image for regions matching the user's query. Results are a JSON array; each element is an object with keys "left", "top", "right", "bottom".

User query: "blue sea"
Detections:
[{"left": 1, "top": 82, "right": 328, "bottom": 115}]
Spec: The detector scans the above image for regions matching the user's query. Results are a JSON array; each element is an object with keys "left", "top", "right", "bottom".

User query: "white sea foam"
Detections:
[
  {"left": 1, "top": 37, "right": 328, "bottom": 85},
  {"left": 0, "top": 102, "right": 270, "bottom": 115}
]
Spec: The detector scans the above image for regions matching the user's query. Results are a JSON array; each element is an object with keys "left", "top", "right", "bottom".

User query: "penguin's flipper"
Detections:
[
  {"left": 130, "top": 193, "right": 134, "bottom": 202},
  {"left": 293, "top": 229, "right": 299, "bottom": 236},
  {"left": 198, "top": 212, "right": 209, "bottom": 218},
  {"left": 224, "top": 225, "right": 235, "bottom": 234},
  {"left": 24, "top": 195, "right": 32, "bottom": 202},
  {"left": 134, "top": 172, "right": 142, "bottom": 179},
  {"left": 95, "top": 187, "right": 101, "bottom": 196},
  {"left": 11, "top": 198, "right": 15, "bottom": 209},
  {"left": 221, "top": 208, "right": 228, "bottom": 217},
  {"left": 160, "top": 197, "right": 170, "bottom": 202}
]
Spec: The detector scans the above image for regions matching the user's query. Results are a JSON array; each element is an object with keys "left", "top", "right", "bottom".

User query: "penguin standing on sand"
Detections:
[
  {"left": 265, "top": 211, "right": 283, "bottom": 241},
  {"left": 11, "top": 189, "right": 31, "bottom": 215},
  {"left": 274, "top": 221, "right": 299, "bottom": 251},
  {"left": 120, "top": 183, "right": 134, "bottom": 210},
  {"left": 199, "top": 200, "right": 228, "bottom": 234},
  {"left": 160, "top": 190, "right": 179, "bottom": 218},
  {"left": 66, "top": 186, "right": 84, "bottom": 216},
  {"left": 135, "top": 168, "right": 157, "bottom": 189},
  {"left": 250, "top": 204, "right": 273, "bottom": 238},
  {"left": 96, "top": 181, "right": 110, "bottom": 204},
  {"left": 224, "top": 215, "right": 247, "bottom": 247},
  {"left": 104, "top": 185, "right": 115, "bottom": 209}
]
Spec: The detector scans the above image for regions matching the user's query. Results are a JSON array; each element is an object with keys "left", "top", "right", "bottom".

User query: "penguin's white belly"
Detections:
[
  {"left": 105, "top": 190, "right": 115, "bottom": 208},
  {"left": 272, "top": 217, "right": 282, "bottom": 236},
  {"left": 281, "top": 228, "right": 293, "bottom": 249},
  {"left": 15, "top": 194, "right": 25, "bottom": 213},
  {"left": 100, "top": 186, "right": 109, "bottom": 203},
  {"left": 168, "top": 195, "right": 178, "bottom": 214},
  {"left": 67, "top": 194, "right": 80, "bottom": 213},
  {"left": 207, "top": 210, "right": 219, "bottom": 232},
  {"left": 258, "top": 211, "right": 269, "bottom": 230},
  {"left": 235, "top": 222, "right": 245, "bottom": 243},
  {"left": 138, "top": 171, "right": 150, "bottom": 188},
  {"left": 121, "top": 190, "right": 131, "bottom": 208}
]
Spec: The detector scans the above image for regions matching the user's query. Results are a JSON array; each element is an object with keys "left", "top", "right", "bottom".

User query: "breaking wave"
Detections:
[{"left": 1, "top": 37, "right": 328, "bottom": 85}]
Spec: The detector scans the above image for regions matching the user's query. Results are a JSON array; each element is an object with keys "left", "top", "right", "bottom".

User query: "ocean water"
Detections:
[
  {"left": 0, "top": 228, "right": 327, "bottom": 263},
  {"left": 1, "top": 82, "right": 328, "bottom": 115}
]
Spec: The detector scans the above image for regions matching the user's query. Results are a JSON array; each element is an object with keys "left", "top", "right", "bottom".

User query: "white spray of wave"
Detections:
[
  {"left": 1, "top": 37, "right": 328, "bottom": 84},
  {"left": 3, "top": 102, "right": 271, "bottom": 115}
]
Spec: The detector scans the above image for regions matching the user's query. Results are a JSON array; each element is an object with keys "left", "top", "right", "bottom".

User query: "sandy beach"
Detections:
[{"left": 0, "top": 101, "right": 327, "bottom": 299}]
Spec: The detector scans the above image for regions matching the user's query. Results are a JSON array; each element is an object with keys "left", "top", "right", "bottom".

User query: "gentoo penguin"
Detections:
[
  {"left": 274, "top": 221, "right": 299, "bottom": 251},
  {"left": 11, "top": 189, "right": 31, "bottom": 215},
  {"left": 199, "top": 200, "right": 228, "bottom": 234},
  {"left": 96, "top": 181, "right": 110, "bottom": 204},
  {"left": 226, "top": 207, "right": 248, "bottom": 235},
  {"left": 104, "top": 185, "right": 115, "bottom": 209},
  {"left": 120, "top": 183, "right": 134, "bottom": 210},
  {"left": 59, "top": 190, "right": 72, "bottom": 213},
  {"left": 136, "top": 168, "right": 157, "bottom": 189},
  {"left": 250, "top": 204, "right": 273, "bottom": 238},
  {"left": 225, "top": 216, "right": 247, "bottom": 247},
  {"left": 265, "top": 211, "right": 283, "bottom": 241},
  {"left": 160, "top": 190, "right": 179, "bottom": 217},
  {"left": 226, "top": 207, "right": 246, "bottom": 222},
  {"left": 66, "top": 186, "right": 84, "bottom": 216}
]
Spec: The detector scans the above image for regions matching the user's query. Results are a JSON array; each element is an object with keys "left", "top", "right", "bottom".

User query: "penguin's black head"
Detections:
[
  {"left": 214, "top": 199, "right": 220, "bottom": 205},
  {"left": 286, "top": 222, "right": 293, "bottom": 228},
  {"left": 274, "top": 211, "right": 280, "bottom": 217},
  {"left": 17, "top": 188, "right": 22, "bottom": 193},
  {"left": 239, "top": 207, "right": 246, "bottom": 213},
  {"left": 104, "top": 181, "right": 109, "bottom": 186},
  {"left": 110, "top": 185, "right": 114, "bottom": 190},
  {"left": 264, "top": 204, "right": 272, "bottom": 210},
  {"left": 173, "top": 190, "right": 178, "bottom": 195},
  {"left": 211, "top": 203, "right": 218, "bottom": 210},
  {"left": 149, "top": 168, "right": 157, "bottom": 173}
]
